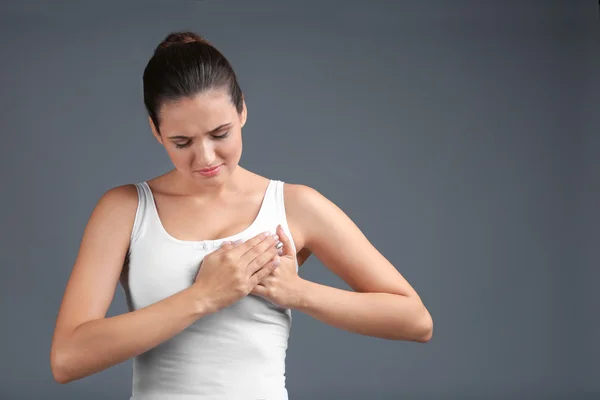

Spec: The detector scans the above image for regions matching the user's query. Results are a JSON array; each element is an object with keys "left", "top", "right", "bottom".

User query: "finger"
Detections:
[
  {"left": 228, "top": 239, "right": 244, "bottom": 249},
  {"left": 246, "top": 245, "right": 280, "bottom": 276},
  {"left": 275, "top": 224, "right": 294, "bottom": 256},
  {"left": 211, "top": 241, "right": 234, "bottom": 255},
  {"left": 242, "top": 239, "right": 280, "bottom": 276},
  {"left": 254, "top": 280, "right": 269, "bottom": 288},
  {"left": 241, "top": 232, "right": 280, "bottom": 267},
  {"left": 250, "top": 257, "right": 280, "bottom": 285},
  {"left": 230, "top": 231, "right": 274, "bottom": 257},
  {"left": 257, "top": 274, "right": 275, "bottom": 285},
  {"left": 251, "top": 284, "right": 268, "bottom": 298}
]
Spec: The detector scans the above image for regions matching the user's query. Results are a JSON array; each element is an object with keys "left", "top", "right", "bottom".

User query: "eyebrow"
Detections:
[{"left": 168, "top": 123, "right": 231, "bottom": 140}]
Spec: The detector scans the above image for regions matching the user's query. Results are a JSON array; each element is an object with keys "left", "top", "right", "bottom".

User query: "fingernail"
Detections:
[
  {"left": 234, "top": 239, "right": 243, "bottom": 245},
  {"left": 273, "top": 258, "right": 280, "bottom": 267},
  {"left": 272, "top": 234, "right": 279, "bottom": 241},
  {"left": 278, "top": 249, "right": 283, "bottom": 256},
  {"left": 262, "top": 231, "right": 271, "bottom": 238}
]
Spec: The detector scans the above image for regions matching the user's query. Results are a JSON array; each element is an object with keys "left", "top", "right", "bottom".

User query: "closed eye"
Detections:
[
  {"left": 175, "top": 141, "right": 191, "bottom": 149},
  {"left": 173, "top": 131, "right": 230, "bottom": 149},
  {"left": 212, "top": 131, "right": 229, "bottom": 139}
]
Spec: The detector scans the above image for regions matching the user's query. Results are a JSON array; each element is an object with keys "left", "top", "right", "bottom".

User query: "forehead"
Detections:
[{"left": 158, "top": 89, "right": 234, "bottom": 131}]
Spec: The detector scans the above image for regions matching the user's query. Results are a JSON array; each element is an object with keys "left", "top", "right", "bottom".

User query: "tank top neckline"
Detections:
[{"left": 141, "top": 179, "right": 275, "bottom": 247}]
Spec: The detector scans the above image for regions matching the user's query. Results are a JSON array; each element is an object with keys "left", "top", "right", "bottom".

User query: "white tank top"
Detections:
[{"left": 123, "top": 179, "right": 298, "bottom": 399}]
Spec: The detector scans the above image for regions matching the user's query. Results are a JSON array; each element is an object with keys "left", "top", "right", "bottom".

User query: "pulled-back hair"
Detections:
[{"left": 142, "top": 31, "right": 244, "bottom": 133}]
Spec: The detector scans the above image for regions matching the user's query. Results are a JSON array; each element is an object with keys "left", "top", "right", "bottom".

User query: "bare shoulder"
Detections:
[
  {"left": 77, "top": 183, "right": 140, "bottom": 270},
  {"left": 281, "top": 182, "right": 319, "bottom": 210},
  {"left": 282, "top": 182, "right": 345, "bottom": 250},
  {"left": 83, "top": 184, "right": 141, "bottom": 243},
  {"left": 93, "top": 184, "right": 139, "bottom": 221},
  {"left": 282, "top": 182, "right": 333, "bottom": 236},
  {"left": 281, "top": 183, "right": 313, "bottom": 239}
]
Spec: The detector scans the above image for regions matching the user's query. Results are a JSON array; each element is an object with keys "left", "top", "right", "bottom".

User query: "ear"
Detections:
[
  {"left": 148, "top": 116, "right": 163, "bottom": 145},
  {"left": 240, "top": 98, "right": 247, "bottom": 128}
]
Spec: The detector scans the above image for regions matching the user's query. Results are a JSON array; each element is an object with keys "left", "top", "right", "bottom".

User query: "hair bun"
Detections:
[{"left": 155, "top": 31, "right": 210, "bottom": 53}]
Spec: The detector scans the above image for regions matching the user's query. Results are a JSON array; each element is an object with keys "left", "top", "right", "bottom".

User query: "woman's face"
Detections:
[{"left": 150, "top": 88, "right": 246, "bottom": 186}]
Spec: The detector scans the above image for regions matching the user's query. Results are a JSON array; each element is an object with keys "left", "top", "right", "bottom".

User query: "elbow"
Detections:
[
  {"left": 416, "top": 322, "right": 433, "bottom": 343},
  {"left": 413, "top": 304, "right": 433, "bottom": 343},
  {"left": 389, "top": 299, "right": 433, "bottom": 342},
  {"left": 50, "top": 347, "right": 75, "bottom": 384}
]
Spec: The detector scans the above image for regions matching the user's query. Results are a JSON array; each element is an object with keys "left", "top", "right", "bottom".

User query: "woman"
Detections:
[{"left": 50, "top": 31, "right": 433, "bottom": 399}]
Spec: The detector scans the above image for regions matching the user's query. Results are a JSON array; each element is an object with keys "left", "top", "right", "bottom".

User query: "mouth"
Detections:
[
  {"left": 195, "top": 163, "right": 224, "bottom": 176},
  {"left": 196, "top": 163, "right": 223, "bottom": 173}
]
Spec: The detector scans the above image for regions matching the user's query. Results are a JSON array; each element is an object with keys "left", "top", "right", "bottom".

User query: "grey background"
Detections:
[{"left": 1, "top": 0, "right": 598, "bottom": 399}]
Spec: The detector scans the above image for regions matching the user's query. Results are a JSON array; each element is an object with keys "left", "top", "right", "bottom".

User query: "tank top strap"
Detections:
[
  {"left": 256, "top": 179, "right": 277, "bottom": 216},
  {"left": 270, "top": 180, "right": 299, "bottom": 270},
  {"left": 129, "top": 182, "right": 154, "bottom": 244},
  {"left": 270, "top": 180, "right": 287, "bottom": 221}
]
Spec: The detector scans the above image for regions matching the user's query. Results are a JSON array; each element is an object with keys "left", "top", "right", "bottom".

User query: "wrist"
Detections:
[
  {"left": 188, "top": 286, "right": 217, "bottom": 317},
  {"left": 291, "top": 278, "right": 314, "bottom": 310}
]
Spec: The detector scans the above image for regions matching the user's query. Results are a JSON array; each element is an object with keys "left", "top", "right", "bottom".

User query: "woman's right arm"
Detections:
[{"left": 50, "top": 185, "right": 212, "bottom": 384}]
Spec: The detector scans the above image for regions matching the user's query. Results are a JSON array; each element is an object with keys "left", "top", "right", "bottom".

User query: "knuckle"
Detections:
[
  {"left": 234, "top": 277, "right": 248, "bottom": 290},
  {"left": 222, "top": 252, "right": 235, "bottom": 264},
  {"left": 234, "top": 270, "right": 246, "bottom": 282}
]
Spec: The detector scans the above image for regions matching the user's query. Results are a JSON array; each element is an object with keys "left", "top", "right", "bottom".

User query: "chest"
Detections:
[
  {"left": 155, "top": 195, "right": 259, "bottom": 241},
  {"left": 152, "top": 191, "right": 305, "bottom": 251}
]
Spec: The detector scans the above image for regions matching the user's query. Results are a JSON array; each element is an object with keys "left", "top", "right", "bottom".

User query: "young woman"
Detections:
[{"left": 50, "top": 31, "right": 433, "bottom": 399}]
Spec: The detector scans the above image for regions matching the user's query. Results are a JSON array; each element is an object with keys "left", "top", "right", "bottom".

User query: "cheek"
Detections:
[
  {"left": 166, "top": 147, "right": 192, "bottom": 166},
  {"left": 221, "top": 136, "right": 242, "bottom": 158}
]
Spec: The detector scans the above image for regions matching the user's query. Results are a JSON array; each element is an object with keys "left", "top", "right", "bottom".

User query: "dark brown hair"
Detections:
[{"left": 142, "top": 31, "right": 244, "bottom": 133}]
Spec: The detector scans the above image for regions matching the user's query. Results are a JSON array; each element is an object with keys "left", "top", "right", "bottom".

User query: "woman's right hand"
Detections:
[{"left": 193, "top": 231, "right": 282, "bottom": 312}]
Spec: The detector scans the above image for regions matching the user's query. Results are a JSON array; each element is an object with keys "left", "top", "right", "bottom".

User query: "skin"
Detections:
[{"left": 50, "top": 88, "right": 433, "bottom": 385}]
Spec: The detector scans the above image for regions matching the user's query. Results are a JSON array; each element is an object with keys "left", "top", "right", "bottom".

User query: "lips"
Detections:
[{"left": 198, "top": 164, "right": 222, "bottom": 173}]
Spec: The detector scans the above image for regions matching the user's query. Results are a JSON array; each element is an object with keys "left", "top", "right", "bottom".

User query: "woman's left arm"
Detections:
[{"left": 287, "top": 184, "right": 433, "bottom": 342}]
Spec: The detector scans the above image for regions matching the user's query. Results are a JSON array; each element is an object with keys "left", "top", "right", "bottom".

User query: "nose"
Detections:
[{"left": 193, "top": 139, "right": 216, "bottom": 167}]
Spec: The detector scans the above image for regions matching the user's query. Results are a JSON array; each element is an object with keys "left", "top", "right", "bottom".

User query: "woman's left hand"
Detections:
[{"left": 251, "top": 224, "right": 307, "bottom": 309}]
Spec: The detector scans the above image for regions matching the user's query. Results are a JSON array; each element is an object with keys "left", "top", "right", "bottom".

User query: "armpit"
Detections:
[{"left": 296, "top": 248, "right": 313, "bottom": 267}]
